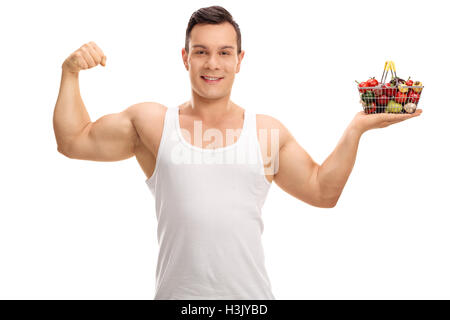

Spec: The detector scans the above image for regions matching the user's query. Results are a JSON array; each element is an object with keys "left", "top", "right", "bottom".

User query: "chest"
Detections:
[
  {"left": 134, "top": 108, "right": 277, "bottom": 183},
  {"left": 178, "top": 116, "right": 245, "bottom": 150}
]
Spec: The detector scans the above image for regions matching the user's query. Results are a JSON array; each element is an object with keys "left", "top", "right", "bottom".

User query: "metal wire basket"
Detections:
[{"left": 357, "top": 61, "right": 424, "bottom": 114}]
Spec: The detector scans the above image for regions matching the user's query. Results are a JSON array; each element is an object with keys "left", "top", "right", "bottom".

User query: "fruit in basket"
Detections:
[
  {"left": 413, "top": 81, "right": 423, "bottom": 93},
  {"left": 395, "top": 91, "right": 408, "bottom": 104},
  {"left": 372, "top": 85, "right": 382, "bottom": 96},
  {"left": 385, "top": 100, "right": 403, "bottom": 113},
  {"left": 357, "top": 61, "right": 423, "bottom": 114},
  {"left": 390, "top": 77, "right": 405, "bottom": 85},
  {"left": 398, "top": 83, "right": 409, "bottom": 93},
  {"left": 407, "top": 91, "right": 420, "bottom": 104},
  {"left": 405, "top": 77, "right": 413, "bottom": 86},
  {"left": 404, "top": 103, "right": 417, "bottom": 114},
  {"left": 356, "top": 80, "right": 369, "bottom": 93},
  {"left": 362, "top": 91, "right": 375, "bottom": 104},
  {"left": 364, "top": 102, "right": 377, "bottom": 114},
  {"left": 377, "top": 95, "right": 389, "bottom": 106},
  {"left": 366, "top": 77, "right": 379, "bottom": 87},
  {"left": 384, "top": 83, "right": 397, "bottom": 97}
]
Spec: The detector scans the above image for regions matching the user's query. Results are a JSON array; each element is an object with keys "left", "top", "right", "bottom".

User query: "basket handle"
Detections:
[
  {"left": 390, "top": 61, "right": 396, "bottom": 73},
  {"left": 381, "top": 61, "right": 390, "bottom": 84},
  {"left": 381, "top": 60, "right": 397, "bottom": 84}
]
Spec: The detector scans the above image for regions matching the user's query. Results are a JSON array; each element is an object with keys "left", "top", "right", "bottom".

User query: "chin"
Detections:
[
  {"left": 200, "top": 92, "right": 227, "bottom": 100},
  {"left": 192, "top": 86, "right": 229, "bottom": 100}
]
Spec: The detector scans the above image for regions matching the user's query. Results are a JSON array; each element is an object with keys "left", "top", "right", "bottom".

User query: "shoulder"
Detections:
[
  {"left": 256, "top": 113, "right": 293, "bottom": 150},
  {"left": 126, "top": 101, "right": 168, "bottom": 120},
  {"left": 126, "top": 102, "right": 169, "bottom": 143}
]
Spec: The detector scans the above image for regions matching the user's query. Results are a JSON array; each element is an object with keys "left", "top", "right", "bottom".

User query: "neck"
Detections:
[{"left": 183, "top": 90, "right": 237, "bottom": 122}]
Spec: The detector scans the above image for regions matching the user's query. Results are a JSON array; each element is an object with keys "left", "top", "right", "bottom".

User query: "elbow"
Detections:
[
  {"left": 326, "top": 200, "right": 337, "bottom": 208},
  {"left": 57, "top": 143, "right": 72, "bottom": 158},
  {"left": 57, "top": 147, "right": 69, "bottom": 158},
  {"left": 321, "top": 201, "right": 337, "bottom": 209},
  {"left": 319, "top": 194, "right": 339, "bottom": 209}
]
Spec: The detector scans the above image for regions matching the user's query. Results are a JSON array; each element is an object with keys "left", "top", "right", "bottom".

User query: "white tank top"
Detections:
[{"left": 145, "top": 105, "right": 275, "bottom": 300}]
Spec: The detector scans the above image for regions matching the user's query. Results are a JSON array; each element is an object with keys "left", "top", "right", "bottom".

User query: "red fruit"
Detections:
[
  {"left": 385, "top": 83, "right": 397, "bottom": 97},
  {"left": 366, "top": 78, "right": 379, "bottom": 87},
  {"left": 406, "top": 79, "right": 414, "bottom": 86},
  {"left": 377, "top": 95, "right": 389, "bottom": 106},
  {"left": 407, "top": 91, "right": 420, "bottom": 104},
  {"left": 395, "top": 91, "right": 408, "bottom": 104},
  {"left": 373, "top": 85, "right": 384, "bottom": 96},
  {"left": 365, "top": 102, "right": 377, "bottom": 114},
  {"left": 358, "top": 81, "right": 369, "bottom": 93}
]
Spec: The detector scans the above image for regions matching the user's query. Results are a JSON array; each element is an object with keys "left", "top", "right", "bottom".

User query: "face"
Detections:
[{"left": 182, "top": 22, "right": 245, "bottom": 100}]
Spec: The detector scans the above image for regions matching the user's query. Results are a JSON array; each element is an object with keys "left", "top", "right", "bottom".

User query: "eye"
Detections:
[
  {"left": 195, "top": 51, "right": 205, "bottom": 54},
  {"left": 220, "top": 51, "right": 230, "bottom": 55}
]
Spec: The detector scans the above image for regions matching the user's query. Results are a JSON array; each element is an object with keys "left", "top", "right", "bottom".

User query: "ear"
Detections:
[
  {"left": 236, "top": 50, "right": 245, "bottom": 73},
  {"left": 181, "top": 48, "right": 189, "bottom": 71}
]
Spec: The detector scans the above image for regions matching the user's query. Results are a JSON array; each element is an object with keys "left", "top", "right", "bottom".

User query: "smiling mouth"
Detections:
[{"left": 201, "top": 76, "right": 224, "bottom": 83}]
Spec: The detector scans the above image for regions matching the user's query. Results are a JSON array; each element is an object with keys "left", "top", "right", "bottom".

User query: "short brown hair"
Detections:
[{"left": 185, "top": 6, "right": 242, "bottom": 54}]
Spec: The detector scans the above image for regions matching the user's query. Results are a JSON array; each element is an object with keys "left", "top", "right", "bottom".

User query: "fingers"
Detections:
[
  {"left": 79, "top": 44, "right": 96, "bottom": 68},
  {"left": 77, "top": 42, "right": 106, "bottom": 69},
  {"left": 63, "top": 41, "right": 107, "bottom": 73},
  {"left": 384, "top": 110, "right": 422, "bottom": 124},
  {"left": 74, "top": 52, "right": 89, "bottom": 69},
  {"left": 88, "top": 41, "right": 107, "bottom": 67}
]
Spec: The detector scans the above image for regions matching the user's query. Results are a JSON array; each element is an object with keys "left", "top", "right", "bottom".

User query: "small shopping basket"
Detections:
[{"left": 357, "top": 61, "right": 424, "bottom": 114}]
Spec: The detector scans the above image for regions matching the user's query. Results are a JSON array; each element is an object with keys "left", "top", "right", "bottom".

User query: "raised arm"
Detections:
[
  {"left": 57, "top": 104, "right": 140, "bottom": 161},
  {"left": 53, "top": 41, "right": 139, "bottom": 161},
  {"left": 270, "top": 117, "right": 332, "bottom": 208},
  {"left": 273, "top": 109, "right": 422, "bottom": 209}
]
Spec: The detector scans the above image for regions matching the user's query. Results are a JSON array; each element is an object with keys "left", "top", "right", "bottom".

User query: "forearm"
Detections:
[
  {"left": 53, "top": 68, "right": 91, "bottom": 151},
  {"left": 317, "top": 123, "right": 363, "bottom": 205}
]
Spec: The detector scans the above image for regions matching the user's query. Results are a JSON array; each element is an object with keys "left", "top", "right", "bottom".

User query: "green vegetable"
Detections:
[
  {"left": 385, "top": 100, "right": 403, "bottom": 113},
  {"left": 361, "top": 91, "right": 375, "bottom": 104}
]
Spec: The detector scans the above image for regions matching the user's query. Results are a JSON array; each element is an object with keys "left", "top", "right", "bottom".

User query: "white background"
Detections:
[{"left": 1, "top": 0, "right": 449, "bottom": 299}]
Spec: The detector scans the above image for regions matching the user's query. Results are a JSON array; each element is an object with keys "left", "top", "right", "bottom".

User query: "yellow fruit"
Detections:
[
  {"left": 398, "top": 84, "right": 408, "bottom": 93},
  {"left": 413, "top": 81, "right": 423, "bottom": 93},
  {"left": 385, "top": 100, "right": 403, "bottom": 113}
]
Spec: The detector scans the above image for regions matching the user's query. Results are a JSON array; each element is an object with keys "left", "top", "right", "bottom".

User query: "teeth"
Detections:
[{"left": 203, "top": 76, "right": 221, "bottom": 80}]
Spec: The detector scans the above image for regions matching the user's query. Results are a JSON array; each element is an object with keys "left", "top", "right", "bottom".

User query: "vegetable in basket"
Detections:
[
  {"left": 357, "top": 60, "right": 423, "bottom": 115},
  {"left": 366, "top": 77, "right": 379, "bottom": 87},
  {"left": 355, "top": 80, "right": 369, "bottom": 93},
  {"left": 404, "top": 103, "right": 417, "bottom": 114},
  {"left": 377, "top": 95, "right": 389, "bottom": 106},
  {"left": 395, "top": 91, "right": 408, "bottom": 104},
  {"left": 390, "top": 77, "right": 405, "bottom": 86},
  {"left": 413, "top": 81, "right": 423, "bottom": 93},
  {"left": 407, "top": 91, "right": 420, "bottom": 104},
  {"left": 361, "top": 91, "right": 375, "bottom": 104},
  {"left": 398, "top": 83, "right": 409, "bottom": 93},
  {"left": 365, "top": 102, "right": 377, "bottom": 114},
  {"left": 385, "top": 100, "right": 403, "bottom": 113},
  {"left": 384, "top": 83, "right": 397, "bottom": 97},
  {"left": 373, "top": 85, "right": 384, "bottom": 96}
]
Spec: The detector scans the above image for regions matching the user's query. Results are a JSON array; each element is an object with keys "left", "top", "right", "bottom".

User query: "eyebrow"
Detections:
[{"left": 192, "top": 45, "right": 235, "bottom": 50}]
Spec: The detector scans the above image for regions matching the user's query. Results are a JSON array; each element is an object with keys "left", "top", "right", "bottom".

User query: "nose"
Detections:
[{"left": 204, "top": 53, "right": 220, "bottom": 70}]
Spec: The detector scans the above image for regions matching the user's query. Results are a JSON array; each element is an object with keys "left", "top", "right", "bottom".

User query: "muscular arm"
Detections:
[
  {"left": 316, "top": 124, "right": 362, "bottom": 207},
  {"left": 61, "top": 105, "right": 140, "bottom": 161},
  {"left": 272, "top": 117, "right": 362, "bottom": 208},
  {"left": 52, "top": 68, "right": 140, "bottom": 161}
]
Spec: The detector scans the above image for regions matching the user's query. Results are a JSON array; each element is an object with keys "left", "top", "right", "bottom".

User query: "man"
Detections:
[{"left": 53, "top": 6, "right": 422, "bottom": 300}]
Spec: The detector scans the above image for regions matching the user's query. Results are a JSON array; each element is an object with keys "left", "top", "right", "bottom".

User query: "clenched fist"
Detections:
[{"left": 62, "top": 41, "right": 107, "bottom": 73}]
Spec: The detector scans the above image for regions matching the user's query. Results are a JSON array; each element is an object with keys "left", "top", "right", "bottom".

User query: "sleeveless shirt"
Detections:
[{"left": 145, "top": 105, "right": 275, "bottom": 300}]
